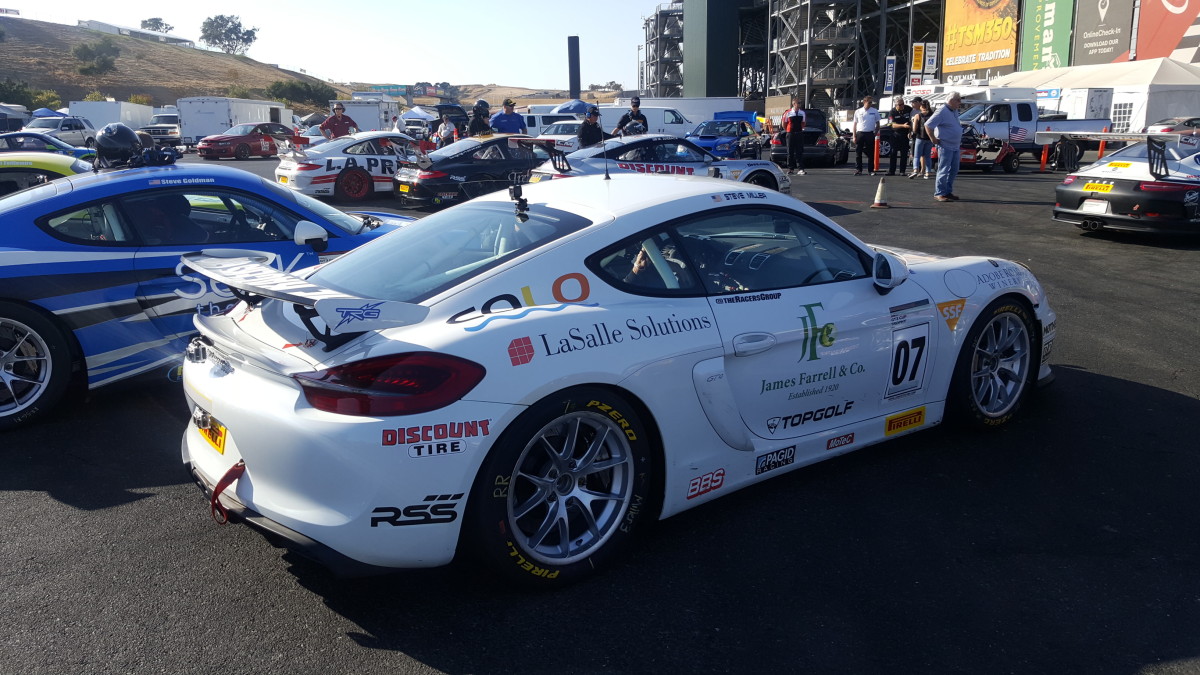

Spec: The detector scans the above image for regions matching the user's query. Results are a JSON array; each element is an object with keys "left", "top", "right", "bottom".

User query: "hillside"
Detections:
[{"left": 0, "top": 16, "right": 351, "bottom": 110}]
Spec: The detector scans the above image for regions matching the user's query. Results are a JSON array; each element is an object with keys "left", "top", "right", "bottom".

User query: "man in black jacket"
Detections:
[
  {"left": 887, "top": 97, "right": 913, "bottom": 175},
  {"left": 613, "top": 96, "right": 648, "bottom": 136},
  {"left": 578, "top": 106, "right": 606, "bottom": 147}
]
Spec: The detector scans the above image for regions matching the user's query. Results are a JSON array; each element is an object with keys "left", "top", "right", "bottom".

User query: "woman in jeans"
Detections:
[{"left": 909, "top": 100, "right": 934, "bottom": 179}]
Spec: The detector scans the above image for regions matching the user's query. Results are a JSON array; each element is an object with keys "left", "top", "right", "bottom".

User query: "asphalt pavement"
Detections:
[{"left": 4, "top": 153, "right": 1200, "bottom": 675}]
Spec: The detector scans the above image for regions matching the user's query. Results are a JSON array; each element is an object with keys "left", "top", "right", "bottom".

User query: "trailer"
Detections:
[
  {"left": 329, "top": 93, "right": 402, "bottom": 133},
  {"left": 177, "top": 97, "right": 293, "bottom": 149},
  {"left": 67, "top": 101, "right": 153, "bottom": 132}
]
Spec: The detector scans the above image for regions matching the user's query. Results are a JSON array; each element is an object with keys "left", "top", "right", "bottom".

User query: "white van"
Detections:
[
  {"left": 599, "top": 105, "right": 692, "bottom": 137},
  {"left": 523, "top": 113, "right": 580, "bottom": 137}
]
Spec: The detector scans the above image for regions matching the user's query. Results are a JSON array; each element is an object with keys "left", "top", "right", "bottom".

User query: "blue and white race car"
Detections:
[{"left": 0, "top": 160, "right": 414, "bottom": 429}]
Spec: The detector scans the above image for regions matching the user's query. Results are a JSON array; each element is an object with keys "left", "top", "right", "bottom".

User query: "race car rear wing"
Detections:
[
  {"left": 508, "top": 137, "right": 573, "bottom": 173},
  {"left": 1033, "top": 131, "right": 1190, "bottom": 180},
  {"left": 182, "top": 251, "right": 429, "bottom": 350}
]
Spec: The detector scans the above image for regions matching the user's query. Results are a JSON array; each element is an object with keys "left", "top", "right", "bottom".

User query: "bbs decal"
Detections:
[{"left": 886, "top": 323, "right": 929, "bottom": 400}]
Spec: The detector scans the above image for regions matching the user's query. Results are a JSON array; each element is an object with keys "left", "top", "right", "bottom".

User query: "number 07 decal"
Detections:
[{"left": 886, "top": 323, "right": 929, "bottom": 399}]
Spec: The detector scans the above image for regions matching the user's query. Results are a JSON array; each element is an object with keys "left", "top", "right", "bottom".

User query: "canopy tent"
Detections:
[
  {"left": 550, "top": 99, "right": 589, "bottom": 114},
  {"left": 298, "top": 112, "right": 326, "bottom": 126},
  {"left": 401, "top": 107, "right": 438, "bottom": 121},
  {"left": 31, "top": 107, "right": 66, "bottom": 118},
  {"left": 989, "top": 58, "right": 1200, "bottom": 131}
]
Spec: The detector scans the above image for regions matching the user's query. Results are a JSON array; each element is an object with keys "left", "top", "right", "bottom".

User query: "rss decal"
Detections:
[{"left": 885, "top": 407, "right": 926, "bottom": 435}]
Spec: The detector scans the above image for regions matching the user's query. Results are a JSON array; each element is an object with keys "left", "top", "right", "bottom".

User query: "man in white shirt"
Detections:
[{"left": 851, "top": 96, "right": 880, "bottom": 175}]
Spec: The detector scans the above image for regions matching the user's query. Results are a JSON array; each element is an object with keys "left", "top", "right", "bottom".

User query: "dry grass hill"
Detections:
[{"left": 0, "top": 16, "right": 620, "bottom": 112}]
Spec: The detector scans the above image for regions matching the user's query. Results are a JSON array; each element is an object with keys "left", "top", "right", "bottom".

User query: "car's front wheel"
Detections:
[
  {"left": 467, "top": 386, "right": 655, "bottom": 586},
  {"left": 0, "top": 302, "right": 74, "bottom": 431},
  {"left": 745, "top": 171, "right": 778, "bottom": 191},
  {"left": 949, "top": 297, "right": 1036, "bottom": 427}
]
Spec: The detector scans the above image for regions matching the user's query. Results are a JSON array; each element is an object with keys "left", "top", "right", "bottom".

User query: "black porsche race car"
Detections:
[{"left": 393, "top": 133, "right": 551, "bottom": 208}]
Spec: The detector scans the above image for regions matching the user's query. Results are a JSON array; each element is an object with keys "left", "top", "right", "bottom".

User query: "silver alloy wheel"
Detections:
[
  {"left": 0, "top": 317, "right": 53, "bottom": 416},
  {"left": 507, "top": 411, "right": 635, "bottom": 566},
  {"left": 968, "top": 312, "right": 1031, "bottom": 418}
]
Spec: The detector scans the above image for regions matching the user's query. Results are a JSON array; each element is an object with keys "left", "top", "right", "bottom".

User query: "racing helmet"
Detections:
[
  {"left": 95, "top": 123, "right": 143, "bottom": 166},
  {"left": 474, "top": 99, "right": 490, "bottom": 114},
  {"left": 625, "top": 120, "right": 647, "bottom": 135}
]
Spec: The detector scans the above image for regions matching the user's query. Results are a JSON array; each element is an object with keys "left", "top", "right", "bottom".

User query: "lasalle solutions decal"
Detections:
[{"left": 508, "top": 314, "right": 714, "bottom": 365}]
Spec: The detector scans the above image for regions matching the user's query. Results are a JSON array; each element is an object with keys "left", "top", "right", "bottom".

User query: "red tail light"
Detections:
[
  {"left": 1138, "top": 181, "right": 1191, "bottom": 192},
  {"left": 1061, "top": 175, "right": 1077, "bottom": 185},
  {"left": 417, "top": 170, "right": 448, "bottom": 180},
  {"left": 297, "top": 163, "right": 322, "bottom": 171},
  {"left": 294, "top": 353, "right": 486, "bottom": 416},
  {"left": 816, "top": 138, "right": 829, "bottom": 146}
]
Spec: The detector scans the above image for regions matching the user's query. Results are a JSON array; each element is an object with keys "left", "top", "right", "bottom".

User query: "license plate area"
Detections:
[
  {"left": 194, "top": 407, "right": 228, "bottom": 454},
  {"left": 278, "top": 176, "right": 288, "bottom": 184},
  {"left": 398, "top": 184, "right": 410, "bottom": 193},
  {"left": 1080, "top": 199, "right": 1110, "bottom": 214}
]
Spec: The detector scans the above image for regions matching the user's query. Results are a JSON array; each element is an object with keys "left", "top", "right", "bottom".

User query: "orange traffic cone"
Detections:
[
  {"left": 870, "top": 177, "right": 890, "bottom": 208},
  {"left": 453, "top": 126, "right": 459, "bottom": 142}
]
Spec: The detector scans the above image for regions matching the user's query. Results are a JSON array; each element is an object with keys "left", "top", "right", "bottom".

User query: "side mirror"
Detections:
[
  {"left": 872, "top": 251, "right": 909, "bottom": 295},
  {"left": 294, "top": 220, "right": 329, "bottom": 253}
]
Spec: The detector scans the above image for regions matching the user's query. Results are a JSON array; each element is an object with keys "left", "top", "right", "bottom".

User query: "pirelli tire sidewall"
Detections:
[
  {"left": 465, "top": 386, "right": 654, "bottom": 587},
  {"left": 949, "top": 297, "right": 1037, "bottom": 429}
]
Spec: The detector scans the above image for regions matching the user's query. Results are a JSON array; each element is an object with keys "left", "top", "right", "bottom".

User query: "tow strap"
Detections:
[{"left": 210, "top": 460, "right": 246, "bottom": 525}]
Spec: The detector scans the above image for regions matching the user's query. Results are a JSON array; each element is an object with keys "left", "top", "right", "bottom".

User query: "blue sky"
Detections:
[{"left": 13, "top": 0, "right": 663, "bottom": 89}]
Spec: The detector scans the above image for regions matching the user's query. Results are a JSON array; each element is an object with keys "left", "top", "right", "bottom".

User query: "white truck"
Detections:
[
  {"left": 957, "top": 98, "right": 1112, "bottom": 156},
  {"left": 139, "top": 106, "right": 182, "bottom": 147},
  {"left": 330, "top": 93, "right": 402, "bottom": 133},
  {"left": 598, "top": 105, "right": 693, "bottom": 137},
  {"left": 610, "top": 96, "right": 744, "bottom": 125},
  {"left": 177, "top": 97, "right": 294, "bottom": 150},
  {"left": 68, "top": 101, "right": 154, "bottom": 133}
]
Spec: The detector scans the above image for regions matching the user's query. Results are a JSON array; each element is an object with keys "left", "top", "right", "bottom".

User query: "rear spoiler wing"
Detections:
[
  {"left": 182, "top": 251, "right": 429, "bottom": 350},
  {"left": 509, "top": 137, "right": 573, "bottom": 173},
  {"left": 1034, "top": 131, "right": 1190, "bottom": 181}
]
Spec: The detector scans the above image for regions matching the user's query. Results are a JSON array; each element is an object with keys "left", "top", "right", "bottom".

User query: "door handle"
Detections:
[{"left": 732, "top": 332, "right": 776, "bottom": 357}]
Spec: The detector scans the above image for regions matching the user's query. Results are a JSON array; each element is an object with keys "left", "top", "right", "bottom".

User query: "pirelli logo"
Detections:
[{"left": 885, "top": 407, "right": 926, "bottom": 436}]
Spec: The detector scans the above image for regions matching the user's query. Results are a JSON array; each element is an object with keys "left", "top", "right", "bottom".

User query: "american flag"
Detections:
[{"left": 1010, "top": 126, "right": 1029, "bottom": 142}]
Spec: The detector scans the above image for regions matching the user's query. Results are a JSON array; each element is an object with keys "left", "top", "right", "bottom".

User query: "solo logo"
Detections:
[
  {"left": 687, "top": 468, "right": 725, "bottom": 499},
  {"left": 370, "top": 493, "right": 463, "bottom": 527}
]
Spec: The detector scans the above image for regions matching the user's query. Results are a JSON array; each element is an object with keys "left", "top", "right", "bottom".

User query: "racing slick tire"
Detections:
[
  {"left": 1001, "top": 153, "right": 1020, "bottom": 174},
  {"left": 0, "top": 302, "right": 74, "bottom": 431},
  {"left": 744, "top": 171, "right": 778, "bottom": 192},
  {"left": 466, "top": 386, "right": 655, "bottom": 587},
  {"left": 948, "top": 297, "right": 1036, "bottom": 429},
  {"left": 233, "top": 144, "right": 251, "bottom": 160},
  {"left": 334, "top": 168, "right": 372, "bottom": 202}
]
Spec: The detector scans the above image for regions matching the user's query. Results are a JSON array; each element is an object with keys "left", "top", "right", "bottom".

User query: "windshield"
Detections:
[
  {"left": 308, "top": 201, "right": 591, "bottom": 303},
  {"left": 150, "top": 114, "right": 179, "bottom": 125},
  {"left": 25, "top": 119, "right": 59, "bottom": 129},
  {"left": 225, "top": 124, "right": 257, "bottom": 135},
  {"left": 692, "top": 121, "right": 738, "bottom": 136},
  {"left": 541, "top": 122, "right": 581, "bottom": 136},
  {"left": 428, "top": 138, "right": 480, "bottom": 160}
]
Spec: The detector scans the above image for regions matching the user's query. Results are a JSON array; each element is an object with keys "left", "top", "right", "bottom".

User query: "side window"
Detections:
[
  {"left": 344, "top": 142, "right": 372, "bottom": 155},
  {"left": 1017, "top": 103, "right": 1034, "bottom": 122},
  {"left": 120, "top": 190, "right": 304, "bottom": 246},
  {"left": 671, "top": 208, "right": 870, "bottom": 294},
  {"left": 617, "top": 145, "right": 651, "bottom": 161},
  {"left": 994, "top": 106, "right": 1012, "bottom": 123},
  {"left": 43, "top": 203, "right": 132, "bottom": 243},
  {"left": 591, "top": 230, "right": 702, "bottom": 295},
  {"left": 656, "top": 142, "right": 703, "bottom": 162},
  {"left": 472, "top": 144, "right": 505, "bottom": 160}
]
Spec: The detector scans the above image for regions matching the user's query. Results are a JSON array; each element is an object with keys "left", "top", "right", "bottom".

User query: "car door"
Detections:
[
  {"left": 672, "top": 206, "right": 938, "bottom": 455},
  {"left": 60, "top": 119, "right": 84, "bottom": 147}
]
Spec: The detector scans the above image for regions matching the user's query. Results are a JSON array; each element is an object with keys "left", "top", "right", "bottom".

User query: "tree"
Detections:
[
  {"left": 140, "top": 18, "right": 174, "bottom": 33},
  {"left": 200, "top": 15, "right": 258, "bottom": 55},
  {"left": 0, "top": 78, "right": 33, "bottom": 109},
  {"left": 604, "top": 80, "right": 624, "bottom": 91},
  {"left": 128, "top": 94, "right": 152, "bottom": 106},
  {"left": 31, "top": 90, "right": 62, "bottom": 110},
  {"left": 82, "top": 90, "right": 107, "bottom": 102},
  {"left": 73, "top": 37, "right": 120, "bottom": 76}
]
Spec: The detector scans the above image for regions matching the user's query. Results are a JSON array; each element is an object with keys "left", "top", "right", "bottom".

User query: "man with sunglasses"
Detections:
[
  {"left": 320, "top": 105, "right": 358, "bottom": 140},
  {"left": 613, "top": 96, "right": 648, "bottom": 136}
]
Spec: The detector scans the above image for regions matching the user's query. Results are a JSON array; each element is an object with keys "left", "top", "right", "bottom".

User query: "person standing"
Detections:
[
  {"left": 909, "top": 99, "right": 933, "bottom": 179},
  {"left": 437, "top": 114, "right": 456, "bottom": 148},
  {"left": 320, "top": 104, "right": 357, "bottom": 140},
  {"left": 851, "top": 96, "right": 879, "bottom": 175},
  {"left": 578, "top": 106, "right": 606, "bottom": 147},
  {"left": 489, "top": 98, "right": 527, "bottom": 134},
  {"left": 613, "top": 96, "right": 649, "bottom": 136},
  {"left": 782, "top": 97, "right": 807, "bottom": 176},
  {"left": 925, "top": 92, "right": 964, "bottom": 201},
  {"left": 468, "top": 99, "right": 492, "bottom": 136},
  {"left": 887, "top": 96, "right": 912, "bottom": 176}
]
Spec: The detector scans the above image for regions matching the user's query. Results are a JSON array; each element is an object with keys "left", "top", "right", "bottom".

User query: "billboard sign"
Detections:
[
  {"left": 1020, "top": 0, "right": 1075, "bottom": 69},
  {"left": 884, "top": 56, "right": 897, "bottom": 94},
  {"left": 942, "top": 0, "right": 1018, "bottom": 79},
  {"left": 911, "top": 44, "right": 926, "bottom": 74},
  {"left": 1072, "top": 0, "right": 1134, "bottom": 64},
  {"left": 1135, "top": 0, "right": 1200, "bottom": 60}
]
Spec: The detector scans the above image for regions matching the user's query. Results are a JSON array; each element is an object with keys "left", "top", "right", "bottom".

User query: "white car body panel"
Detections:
[{"left": 275, "top": 130, "right": 417, "bottom": 197}]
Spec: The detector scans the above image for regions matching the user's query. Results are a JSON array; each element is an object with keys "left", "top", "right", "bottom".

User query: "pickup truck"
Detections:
[{"left": 958, "top": 99, "right": 1111, "bottom": 157}]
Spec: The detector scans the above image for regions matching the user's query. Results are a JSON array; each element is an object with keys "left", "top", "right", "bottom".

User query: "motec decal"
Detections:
[
  {"left": 381, "top": 420, "right": 492, "bottom": 446},
  {"left": 937, "top": 299, "right": 967, "bottom": 330},
  {"left": 686, "top": 468, "right": 725, "bottom": 500},
  {"left": 826, "top": 432, "right": 855, "bottom": 450},
  {"left": 797, "top": 303, "right": 836, "bottom": 362},
  {"left": 370, "top": 493, "right": 463, "bottom": 526},
  {"left": 885, "top": 407, "right": 926, "bottom": 436},
  {"left": 450, "top": 272, "right": 592, "bottom": 328},
  {"left": 766, "top": 401, "right": 855, "bottom": 434}
]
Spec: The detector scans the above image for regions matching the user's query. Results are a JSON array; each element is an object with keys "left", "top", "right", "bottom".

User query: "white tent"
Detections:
[
  {"left": 990, "top": 58, "right": 1200, "bottom": 132},
  {"left": 401, "top": 107, "right": 438, "bottom": 121}
]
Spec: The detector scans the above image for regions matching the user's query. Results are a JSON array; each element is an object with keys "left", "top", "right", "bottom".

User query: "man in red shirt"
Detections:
[
  {"left": 782, "top": 97, "right": 807, "bottom": 176},
  {"left": 320, "top": 105, "right": 358, "bottom": 139}
]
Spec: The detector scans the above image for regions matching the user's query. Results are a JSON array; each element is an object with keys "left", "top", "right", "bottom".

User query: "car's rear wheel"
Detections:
[
  {"left": 466, "top": 386, "right": 654, "bottom": 587},
  {"left": 1002, "top": 152, "right": 1020, "bottom": 173},
  {"left": 745, "top": 171, "right": 778, "bottom": 191},
  {"left": 948, "top": 297, "right": 1036, "bottom": 428},
  {"left": 85, "top": 138, "right": 94, "bottom": 148},
  {"left": 0, "top": 302, "right": 74, "bottom": 431},
  {"left": 335, "top": 168, "right": 372, "bottom": 201},
  {"left": 234, "top": 144, "right": 251, "bottom": 160}
]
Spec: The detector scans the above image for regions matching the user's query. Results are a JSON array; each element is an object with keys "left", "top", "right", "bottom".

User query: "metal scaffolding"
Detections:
[{"left": 644, "top": 2, "right": 685, "bottom": 97}]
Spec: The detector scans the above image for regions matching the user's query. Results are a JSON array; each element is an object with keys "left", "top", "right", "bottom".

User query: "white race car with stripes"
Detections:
[{"left": 275, "top": 130, "right": 418, "bottom": 201}]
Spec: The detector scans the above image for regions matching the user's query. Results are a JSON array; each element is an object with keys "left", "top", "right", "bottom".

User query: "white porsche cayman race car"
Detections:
[
  {"left": 529, "top": 134, "right": 791, "bottom": 194},
  {"left": 180, "top": 174, "right": 1056, "bottom": 586},
  {"left": 275, "top": 130, "right": 418, "bottom": 201}
]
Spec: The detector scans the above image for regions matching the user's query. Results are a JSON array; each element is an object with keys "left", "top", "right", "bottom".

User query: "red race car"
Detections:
[{"left": 197, "top": 123, "right": 296, "bottom": 160}]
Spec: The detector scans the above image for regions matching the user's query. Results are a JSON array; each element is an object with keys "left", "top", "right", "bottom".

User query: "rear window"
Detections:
[{"left": 307, "top": 201, "right": 591, "bottom": 302}]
